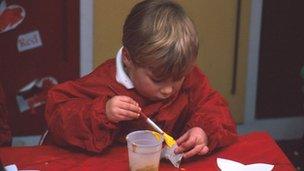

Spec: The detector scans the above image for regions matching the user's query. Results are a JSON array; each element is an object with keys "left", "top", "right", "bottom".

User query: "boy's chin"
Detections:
[
  {"left": 138, "top": 92, "right": 171, "bottom": 102},
  {"left": 148, "top": 96, "right": 170, "bottom": 102}
]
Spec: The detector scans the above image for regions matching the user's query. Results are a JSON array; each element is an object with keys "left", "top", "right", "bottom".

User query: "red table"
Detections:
[{"left": 0, "top": 132, "right": 295, "bottom": 171}]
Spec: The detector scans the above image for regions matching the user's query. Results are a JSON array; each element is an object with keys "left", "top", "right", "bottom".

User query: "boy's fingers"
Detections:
[
  {"left": 117, "top": 108, "right": 140, "bottom": 119},
  {"left": 176, "top": 132, "right": 189, "bottom": 145},
  {"left": 175, "top": 136, "right": 196, "bottom": 154},
  {"left": 180, "top": 137, "right": 196, "bottom": 150},
  {"left": 175, "top": 132, "right": 190, "bottom": 154},
  {"left": 183, "top": 145, "right": 204, "bottom": 158},
  {"left": 198, "top": 146, "right": 209, "bottom": 155},
  {"left": 118, "top": 96, "right": 139, "bottom": 106},
  {"left": 120, "top": 101, "right": 141, "bottom": 113}
]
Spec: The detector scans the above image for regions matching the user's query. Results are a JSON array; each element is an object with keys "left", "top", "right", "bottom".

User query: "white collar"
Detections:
[{"left": 115, "top": 47, "right": 134, "bottom": 89}]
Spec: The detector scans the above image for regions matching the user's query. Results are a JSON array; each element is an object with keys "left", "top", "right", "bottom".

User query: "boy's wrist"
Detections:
[
  {"left": 92, "top": 96, "right": 118, "bottom": 129},
  {"left": 99, "top": 114, "right": 118, "bottom": 130}
]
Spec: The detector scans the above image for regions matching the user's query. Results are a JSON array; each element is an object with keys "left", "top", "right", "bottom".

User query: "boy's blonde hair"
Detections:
[{"left": 122, "top": 0, "right": 199, "bottom": 81}]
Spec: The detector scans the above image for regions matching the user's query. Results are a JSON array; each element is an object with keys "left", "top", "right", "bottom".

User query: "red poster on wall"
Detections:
[{"left": 0, "top": 0, "right": 80, "bottom": 136}]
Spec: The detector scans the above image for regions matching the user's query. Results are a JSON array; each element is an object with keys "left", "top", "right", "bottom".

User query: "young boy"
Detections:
[{"left": 45, "top": 0, "right": 237, "bottom": 159}]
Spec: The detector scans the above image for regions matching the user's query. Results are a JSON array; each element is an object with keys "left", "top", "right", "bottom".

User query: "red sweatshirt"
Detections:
[{"left": 45, "top": 58, "right": 237, "bottom": 153}]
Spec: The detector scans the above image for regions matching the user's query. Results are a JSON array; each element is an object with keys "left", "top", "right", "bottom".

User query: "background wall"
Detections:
[
  {"left": 13, "top": 0, "right": 304, "bottom": 146},
  {"left": 93, "top": 0, "right": 252, "bottom": 123},
  {"left": 91, "top": 0, "right": 304, "bottom": 140},
  {"left": 93, "top": 1, "right": 138, "bottom": 65}
]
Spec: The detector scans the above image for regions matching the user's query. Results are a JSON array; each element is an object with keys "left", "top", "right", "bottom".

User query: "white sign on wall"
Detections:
[{"left": 17, "top": 30, "right": 43, "bottom": 52}]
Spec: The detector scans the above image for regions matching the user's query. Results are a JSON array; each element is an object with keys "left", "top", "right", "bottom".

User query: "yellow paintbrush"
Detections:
[{"left": 139, "top": 112, "right": 176, "bottom": 147}]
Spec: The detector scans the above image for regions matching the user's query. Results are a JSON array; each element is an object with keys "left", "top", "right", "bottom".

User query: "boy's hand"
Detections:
[
  {"left": 174, "top": 127, "right": 209, "bottom": 158},
  {"left": 105, "top": 95, "right": 141, "bottom": 123}
]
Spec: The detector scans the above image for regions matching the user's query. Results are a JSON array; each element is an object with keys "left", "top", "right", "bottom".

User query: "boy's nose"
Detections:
[{"left": 160, "top": 86, "right": 173, "bottom": 96}]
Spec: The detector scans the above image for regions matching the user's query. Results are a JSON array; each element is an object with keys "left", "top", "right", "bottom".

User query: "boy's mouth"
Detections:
[
  {"left": 148, "top": 96, "right": 168, "bottom": 102},
  {"left": 154, "top": 94, "right": 173, "bottom": 101}
]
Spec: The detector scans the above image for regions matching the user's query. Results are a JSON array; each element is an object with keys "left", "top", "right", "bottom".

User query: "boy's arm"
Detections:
[
  {"left": 45, "top": 79, "right": 118, "bottom": 153},
  {"left": 184, "top": 67, "right": 237, "bottom": 152}
]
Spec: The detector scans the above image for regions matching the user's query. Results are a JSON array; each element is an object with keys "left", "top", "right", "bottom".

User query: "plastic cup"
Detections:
[{"left": 126, "top": 130, "right": 163, "bottom": 171}]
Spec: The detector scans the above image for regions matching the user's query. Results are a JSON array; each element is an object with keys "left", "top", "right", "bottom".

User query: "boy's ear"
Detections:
[{"left": 122, "top": 47, "right": 133, "bottom": 67}]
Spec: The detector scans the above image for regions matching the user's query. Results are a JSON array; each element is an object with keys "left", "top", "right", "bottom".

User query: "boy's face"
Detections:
[
  {"left": 123, "top": 49, "right": 184, "bottom": 101},
  {"left": 129, "top": 67, "right": 184, "bottom": 101}
]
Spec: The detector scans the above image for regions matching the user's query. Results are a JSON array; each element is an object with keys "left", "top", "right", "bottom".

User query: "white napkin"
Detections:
[
  {"left": 4, "top": 164, "right": 40, "bottom": 171},
  {"left": 217, "top": 158, "right": 274, "bottom": 171},
  {"left": 4, "top": 164, "right": 18, "bottom": 171}
]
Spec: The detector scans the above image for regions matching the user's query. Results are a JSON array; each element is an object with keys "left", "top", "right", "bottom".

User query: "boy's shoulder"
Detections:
[
  {"left": 79, "top": 58, "right": 116, "bottom": 83},
  {"left": 85, "top": 58, "right": 116, "bottom": 77},
  {"left": 94, "top": 58, "right": 116, "bottom": 73}
]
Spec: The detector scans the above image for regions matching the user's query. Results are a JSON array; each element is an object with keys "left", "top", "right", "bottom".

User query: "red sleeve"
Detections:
[
  {"left": 45, "top": 63, "right": 118, "bottom": 153},
  {"left": 184, "top": 67, "right": 237, "bottom": 152}
]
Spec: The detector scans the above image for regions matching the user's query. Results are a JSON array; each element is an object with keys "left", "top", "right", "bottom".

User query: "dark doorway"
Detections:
[{"left": 256, "top": 0, "right": 304, "bottom": 118}]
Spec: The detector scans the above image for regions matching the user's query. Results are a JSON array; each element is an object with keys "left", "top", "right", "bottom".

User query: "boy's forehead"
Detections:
[
  {"left": 135, "top": 61, "right": 190, "bottom": 82},
  {"left": 139, "top": 67, "right": 154, "bottom": 77},
  {"left": 142, "top": 67, "right": 183, "bottom": 81},
  {"left": 138, "top": 67, "right": 159, "bottom": 78}
]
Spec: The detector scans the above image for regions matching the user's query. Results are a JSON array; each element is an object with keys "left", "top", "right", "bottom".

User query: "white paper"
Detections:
[
  {"left": 4, "top": 164, "right": 40, "bottom": 171},
  {"left": 16, "top": 77, "right": 58, "bottom": 112},
  {"left": 4, "top": 164, "right": 18, "bottom": 171},
  {"left": 17, "top": 30, "right": 42, "bottom": 52},
  {"left": 0, "top": 0, "right": 7, "bottom": 15},
  {"left": 217, "top": 158, "right": 274, "bottom": 171},
  {"left": 161, "top": 144, "right": 183, "bottom": 168}
]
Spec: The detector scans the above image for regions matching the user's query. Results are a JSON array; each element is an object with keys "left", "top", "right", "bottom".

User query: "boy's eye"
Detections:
[
  {"left": 149, "top": 75, "right": 163, "bottom": 83},
  {"left": 151, "top": 78, "right": 163, "bottom": 83}
]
